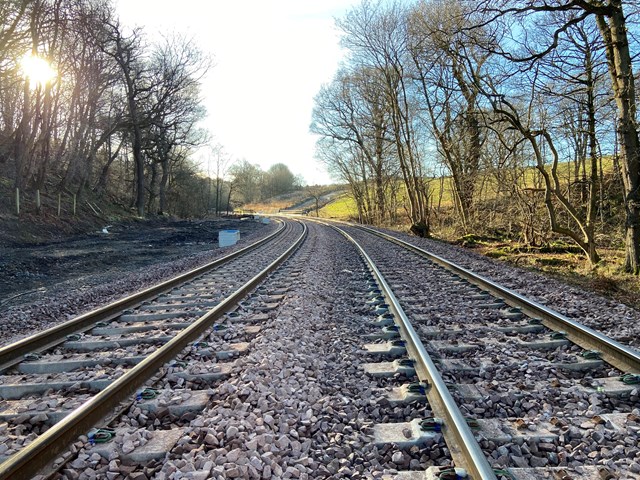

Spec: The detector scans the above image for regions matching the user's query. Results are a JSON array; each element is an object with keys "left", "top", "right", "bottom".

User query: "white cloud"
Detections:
[{"left": 116, "top": 0, "right": 357, "bottom": 184}]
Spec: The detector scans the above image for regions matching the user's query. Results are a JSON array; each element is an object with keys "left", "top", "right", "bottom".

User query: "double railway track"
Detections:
[{"left": 1, "top": 217, "right": 639, "bottom": 479}]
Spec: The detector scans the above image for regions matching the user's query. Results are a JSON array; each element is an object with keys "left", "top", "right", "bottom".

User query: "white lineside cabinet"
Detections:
[{"left": 218, "top": 229, "right": 240, "bottom": 247}]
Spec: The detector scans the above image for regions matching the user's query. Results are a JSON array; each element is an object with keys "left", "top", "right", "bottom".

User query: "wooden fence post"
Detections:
[
  {"left": 35, "top": 189, "right": 41, "bottom": 214},
  {"left": 15, "top": 188, "right": 20, "bottom": 216},
  {"left": 73, "top": 194, "right": 77, "bottom": 216},
  {"left": 58, "top": 193, "right": 61, "bottom": 217}
]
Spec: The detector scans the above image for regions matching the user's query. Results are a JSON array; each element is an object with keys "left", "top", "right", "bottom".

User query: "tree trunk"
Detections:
[
  {"left": 131, "top": 119, "right": 145, "bottom": 217},
  {"left": 226, "top": 184, "right": 233, "bottom": 215},
  {"left": 147, "top": 161, "right": 158, "bottom": 214},
  {"left": 159, "top": 159, "right": 169, "bottom": 215},
  {"left": 13, "top": 82, "right": 32, "bottom": 191},
  {"left": 597, "top": 5, "right": 640, "bottom": 273},
  {"left": 95, "top": 137, "right": 122, "bottom": 193}
]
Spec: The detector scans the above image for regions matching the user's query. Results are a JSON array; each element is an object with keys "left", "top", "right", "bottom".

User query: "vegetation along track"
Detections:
[
  {"left": 0, "top": 219, "right": 305, "bottom": 479},
  {"left": 322, "top": 220, "right": 640, "bottom": 479}
]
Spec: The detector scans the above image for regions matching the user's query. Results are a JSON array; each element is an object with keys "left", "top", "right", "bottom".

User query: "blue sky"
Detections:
[{"left": 116, "top": 0, "right": 361, "bottom": 185}]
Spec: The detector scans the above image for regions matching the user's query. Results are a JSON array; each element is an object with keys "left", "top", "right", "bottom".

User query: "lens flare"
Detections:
[{"left": 20, "top": 54, "right": 57, "bottom": 89}]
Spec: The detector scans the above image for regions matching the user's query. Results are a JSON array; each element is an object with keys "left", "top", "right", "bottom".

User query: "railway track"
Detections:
[
  {"left": 0, "top": 219, "right": 305, "bottom": 479},
  {"left": 327, "top": 221, "right": 640, "bottom": 479},
  {"left": 1, "top": 217, "right": 639, "bottom": 479}
]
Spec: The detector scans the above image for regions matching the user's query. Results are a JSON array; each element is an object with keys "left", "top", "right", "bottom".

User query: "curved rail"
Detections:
[
  {"left": 0, "top": 220, "right": 287, "bottom": 371},
  {"left": 327, "top": 222, "right": 497, "bottom": 480},
  {"left": 356, "top": 225, "right": 640, "bottom": 375},
  {"left": 0, "top": 220, "right": 307, "bottom": 480}
]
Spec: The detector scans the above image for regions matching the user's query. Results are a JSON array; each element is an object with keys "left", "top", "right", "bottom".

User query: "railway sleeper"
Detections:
[
  {"left": 63, "top": 336, "right": 176, "bottom": 351},
  {"left": 0, "top": 388, "right": 208, "bottom": 426},
  {"left": 374, "top": 417, "right": 557, "bottom": 447},
  {"left": 0, "top": 378, "right": 111, "bottom": 399},
  {"left": 427, "top": 338, "right": 570, "bottom": 353},
  {"left": 91, "top": 322, "right": 254, "bottom": 336},
  {"left": 387, "top": 384, "right": 430, "bottom": 406},
  {"left": 137, "top": 300, "right": 221, "bottom": 311},
  {"left": 363, "top": 359, "right": 417, "bottom": 378},
  {"left": 412, "top": 322, "right": 545, "bottom": 337},
  {"left": 15, "top": 342, "right": 246, "bottom": 374},
  {"left": 169, "top": 362, "right": 234, "bottom": 383},
  {"left": 86, "top": 427, "right": 184, "bottom": 464},
  {"left": 436, "top": 357, "right": 604, "bottom": 375},
  {"left": 453, "top": 376, "right": 638, "bottom": 401},
  {"left": 119, "top": 310, "right": 210, "bottom": 322},
  {"left": 225, "top": 311, "right": 269, "bottom": 323},
  {"left": 384, "top": 375, "right": 636, "bottom": 407},
  {"left": 159, "top": 292, "right": 221, "bottom": 300},
  {"left": 364, "top": 341, "right": 408, "bottom": 357},
  {"left": 91, "top": 322, "right": 191, "bottom": 335},
  {"left": 16, "top": 354, "right": 146, "bottom": 374}
]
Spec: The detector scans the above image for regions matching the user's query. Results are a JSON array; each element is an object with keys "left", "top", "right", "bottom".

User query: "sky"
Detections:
[{"left": 116, "top": 0, "right": 359, "bottom": 185}]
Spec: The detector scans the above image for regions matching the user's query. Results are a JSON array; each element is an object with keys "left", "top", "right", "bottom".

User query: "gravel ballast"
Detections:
[
  {"left": 3, "top": 218, "right": 640, "bottom": 478},
  {"left": 50, "top": 221, "right": 450, "bottom": 479},
  {"left": 145, "top": 222, "right": 448, "bottom": 479}
]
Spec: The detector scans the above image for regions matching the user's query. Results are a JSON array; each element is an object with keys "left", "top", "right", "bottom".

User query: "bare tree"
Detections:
[
  {"left": 207, "top": 143, "right": 230, "bottom": 216},
  {"left": 478, "top": 82, "right": 602, "bottom": 264},
  {"left": 408, "top": 0, "right": 489, "bottom": 233},
  {"left": 144, "top": 34, "right": 210, "bottom": 214},
  {"left": 337, "top": 0, "right": 432, "bottom": 235},
  {"left": 60, "top": 1, "right": 123, "bottom": 196},
  {"left": 314, "top": 138, "right": 373, "bottom": 222},
  {"left": 305, "top": 184, "right": 325, "bottom": 217},
  {"left": 228, "top": 159, "right": 263, "bottom": 205},
  {"left": 95, "top": 16, "right": 149, "bottom": 216},
  {"left": 469, "top": 0, "right": 640, "bottom": 271},
  {"left": 311, "top": 66, "right": 398, "bottom": 224}
]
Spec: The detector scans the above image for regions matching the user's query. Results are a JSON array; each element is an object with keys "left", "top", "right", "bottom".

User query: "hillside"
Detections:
[{"left": 243, "top": 187, "right": 347, "bottom": 215}]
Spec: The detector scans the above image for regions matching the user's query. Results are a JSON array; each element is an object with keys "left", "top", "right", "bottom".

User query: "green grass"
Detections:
[{"left": 319, "top": 193, "right": 358, "bottom": 219}]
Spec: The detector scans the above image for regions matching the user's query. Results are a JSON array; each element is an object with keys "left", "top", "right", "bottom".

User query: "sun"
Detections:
[{"left": 20, "top": 54, "right": 57, "bottom": 89}]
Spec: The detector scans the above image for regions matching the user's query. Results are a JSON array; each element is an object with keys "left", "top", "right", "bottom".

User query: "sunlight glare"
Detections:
[{"left": 20, "top": 54, "right": 57, "bottom": 89}]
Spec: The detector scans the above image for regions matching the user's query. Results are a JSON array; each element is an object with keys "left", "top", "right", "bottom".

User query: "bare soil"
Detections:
[{"left": 0, "top": 215, "right": 267, "bottom": 308}]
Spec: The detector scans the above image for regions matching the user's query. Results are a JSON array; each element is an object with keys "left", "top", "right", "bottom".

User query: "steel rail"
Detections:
[
  {"left": 0, "top": 219, "right": 287, "bottom": 372},
  {"left": 327, "top": 222, "right": 497, "bottom": 480},
  {"left": 0, "top": 220, "right": 307, "bottom": 480},
  {"left": 356, "top": 225, "right": 640, "bottom": 375}
]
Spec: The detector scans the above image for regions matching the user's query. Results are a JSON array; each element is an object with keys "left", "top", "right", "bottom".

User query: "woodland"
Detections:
[
  {"left": 0, "top": 1, "right": 304, "bottom": 222},
  {"left": 0, "top": 0, "right": 216, "bottom": 216},
  {"left": 312, "top": 0, "right": 640, "bottom": 273}
]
